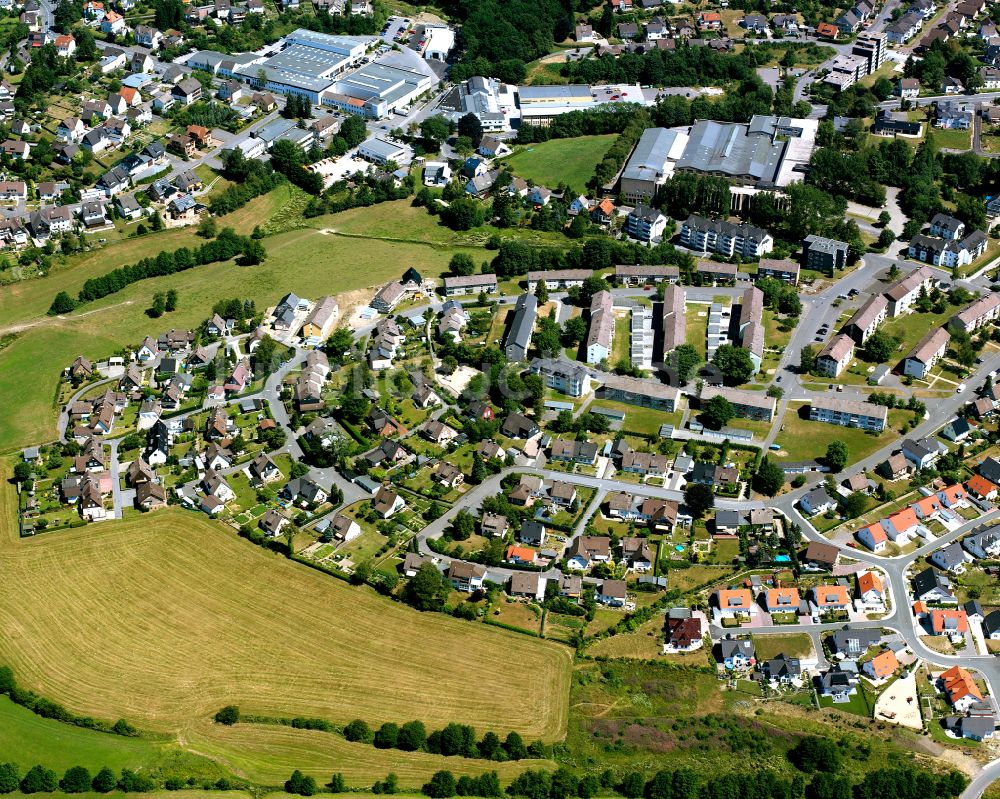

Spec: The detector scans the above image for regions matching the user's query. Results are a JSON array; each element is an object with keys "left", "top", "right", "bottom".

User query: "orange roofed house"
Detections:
[
  {"left": 505, "top": 545, "right": 537, "bottom": 566},
  {"left": 591, "top": 198, "right": 616, "bottom": 225},
  {"left": 967, "top": 474, "right": 998, "bottom": 501},
  {"left": 811, "top": 585, "right": 851, "bottom": 613},
  {"left": 698, "top": 11, "right": 722, "bottom": 28},
  {"left": 931, "top": 608, "right": 968, "bottom": 637},
  {"left": 940, "top": 665, "right": 984, "bottom": 711},
  {"left": 882, "top": 506, "right": 920, "bottom": 544},
  {"left": 857, "top": 522, "right": 888, "bottom": 552},
  {"left": 863, "top": 650, "right": 899, "bottom": 681},
  {"left": 714, "top": 588, "right": 757, "bottom": 618},
  {"left": 763, "top": 587, "right": 800, "bottom": 614},
  {"left": 817, "top": 21, "right": 840, "bottom": 38},
  {"left": 857, "top": 571, "right": 884, "bottom": 605}
]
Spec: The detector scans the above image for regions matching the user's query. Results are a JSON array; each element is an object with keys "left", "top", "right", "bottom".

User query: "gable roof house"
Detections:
[
  {"left": 913, "top": 567, "right": 958, "bottom": 603},
  {"left": 373, "top": 485, "right": 405, "bottom": 518}
]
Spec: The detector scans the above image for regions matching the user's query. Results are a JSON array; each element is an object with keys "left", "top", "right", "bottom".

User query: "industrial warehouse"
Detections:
[{"left": 184, "top": 29, "right": 436, "bottom": 115}]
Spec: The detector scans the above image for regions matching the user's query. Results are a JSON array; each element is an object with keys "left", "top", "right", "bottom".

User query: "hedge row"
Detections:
[{"left": 0, "top": 666, "right": 137, "bottom": 737}]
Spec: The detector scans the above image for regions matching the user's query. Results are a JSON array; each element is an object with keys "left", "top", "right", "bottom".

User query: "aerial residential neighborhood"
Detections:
[{"left": 8, "top": 0, "right": 1000, "bottom": 795}]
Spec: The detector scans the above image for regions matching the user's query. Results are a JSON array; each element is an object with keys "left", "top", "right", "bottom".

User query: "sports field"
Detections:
[
  {"left": 501, "top": 135, "right": 617, "bottom": 192},
  {"left": 0, "top": 507, "right": 571, "bottom": 741}
]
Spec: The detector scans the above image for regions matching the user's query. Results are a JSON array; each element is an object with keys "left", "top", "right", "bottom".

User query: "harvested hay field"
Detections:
[
  {"left": 184, "top": 721, "right": 553, "bottom": 786},
  {"left": 0, "top": 508, "right": 571, "bottom": 740}
]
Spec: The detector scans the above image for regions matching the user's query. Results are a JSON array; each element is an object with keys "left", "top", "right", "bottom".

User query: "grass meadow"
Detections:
[
  {"left": 0, "top": 196, "right": 486, "bottom": 452},
  {"left": 499, "top": 136, "right": 617, "bottom": 192}
]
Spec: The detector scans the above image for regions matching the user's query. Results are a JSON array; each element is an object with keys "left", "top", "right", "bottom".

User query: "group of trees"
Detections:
[
  {"left": 653, "top": 173, "right": 732, "bottom": 220},
  {"left": 269, "top": 139, "right": 326, "bottom": 195},
  {"left": 343, "top": 717, "right": 543, "bottom": 763},
  {"left": 148, "top": 288, "right": 178, "bottom": 318},
  {"left": 808, "top": 119, "right": 1000, "bottom": 233},
  {"left": 748, "top": 183, "right": 862, "bottom": 256},
  {"left": 0, "top": 764, "right": 156, "bottom": 795},
  {"left": 15, "top": 43, "right": 75, "bottom": 106},
  {"left": 282, "top": 95, "right": 314, "bottom": 120},
  {"left": 173, "top": 101, "right": 240, "bottom": 133},
  {"left": 304, "top": 170, "right": 415, "bottom": 218},
  {"left": 444, "top": 0, "right": 572, "bottom": 83},
  {"left": 64, "top": 228, "right": 263, "bottom": 309},
  {"left": 212, "top": 149, "right": 287, "bottom": 216},
  {"left": 904, "top": 40, "right": 982, "bottom": 94}
]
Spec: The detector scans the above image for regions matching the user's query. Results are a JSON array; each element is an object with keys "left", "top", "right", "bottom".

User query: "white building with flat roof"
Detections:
[
  {"left": 229, "top": 30, "right": 373, "bottom": 103},
  {"left": 324, "top": 58, "right": 434, "bottom": 118},
  {"left": 422, "top": 26, "right": 455, "bottom": 60}
]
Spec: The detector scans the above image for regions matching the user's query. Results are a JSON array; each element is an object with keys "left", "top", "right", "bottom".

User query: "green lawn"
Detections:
[
  {"left": 500, "top": 135, "right": 617, "bottom": 192},
  {"left": 772, "top": 403, "right": 907, "bottom": 466},
  {"left": 611, "top": 312, "right": 630, "bottom": 365},
  {"left": 0, "top": 696, "right": 217, "bottom": 777},
  {"left": 818, "top": 684, "right": 874, "bottom": 718},
  {"left": 879, "top": 306, "right": 961, "bottom": 365},
  {"left": 593, "top": 399, "right": 684, "bottom": 437},
  {"left": 930, "top": 126, "right": 972, "bottom": 151},
  {"left": 684, "top": 304, "right": 707, "bottom": 359}
]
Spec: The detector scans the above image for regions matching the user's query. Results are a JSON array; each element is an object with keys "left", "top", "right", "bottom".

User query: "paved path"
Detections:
[{"left": 108, "top": 438, "right": 126, "bottom": 519}]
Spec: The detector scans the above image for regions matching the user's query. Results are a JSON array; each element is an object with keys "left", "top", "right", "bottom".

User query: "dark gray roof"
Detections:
[
  {"left": 504, "top": 293, "right": 538, "bottom": 359},
  {"left": 912, "top": 566, "right": 954, "bottom": 599},
  {"left": 830, "top": 628, "right": 880, "bottom": 655},
  {"left": 676, "top": 115, "right": 810, "bottom": 185}
]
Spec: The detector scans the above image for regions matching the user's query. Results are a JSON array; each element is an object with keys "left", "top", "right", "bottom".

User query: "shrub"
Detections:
[
  {"left": 118, "top": 769, "right": 156, "bottom": 792},
  {"left": 0, "top": 764, "right": 20, "bottom": 794},
  {"left": 285, "top": 770, "right": 317, "bottom": 796},
  {"left": 343, "top": 719, "right": 373, "bottom": 743},
  {"left": 423, "top": 771, "right": 456, "bottom": 798},
  {"left": 214, "top": 705, "right": 240, "bottom": 725},
  {"left": 60, "top": 767, "right": 91, "bottom": 794},
  {"left": 91, "top": 768, "right": 117, "bottom": 793},
  {"left": 374, "top": 722, "right": 399, "bottom": 749},
  {"left": 20, "top": 766, "right": 57, "bottom": 794}
]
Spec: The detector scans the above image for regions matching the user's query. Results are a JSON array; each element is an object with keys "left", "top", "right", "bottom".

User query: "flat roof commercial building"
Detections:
[
  {"left": 229, "top": 30, "right": 372, "bottom": 102},
  {"left": 357, "top": 136, "right": 410, "bottom": 165},
  {"left": 325, "top": 59, "right": 434, "bottom": 118},
  {"left": 620, "top": 127, "right": 688, "bottom": 202},
  {"left": 675, "top": 115, "right": 818, "bottom": 188}
]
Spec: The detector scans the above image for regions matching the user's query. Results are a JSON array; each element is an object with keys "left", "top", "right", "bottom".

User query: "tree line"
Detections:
[
  {"left": 488, "top": 236, "right": 693, "bottom": 279},
  {"left": 58, "top": 228, "right": 264, "bottom": 310},
  {"left": 216, "top": 704, "right": 547, "bottom": 763},
  {"left": 0, "top": 666, "right": 137, "bottom": 738},
  {"left": 0, "top": 764, "right": 172, "bottom": 795}
]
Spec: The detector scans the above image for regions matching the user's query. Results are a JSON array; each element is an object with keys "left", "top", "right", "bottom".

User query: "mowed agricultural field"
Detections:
[
  {"left": 0, "top": 506, "right": 572, "bottom": 742},
  {"left": 0, "top": 194, "right": 484, "bottom": 452},
  {"left": 184, "top": 722, "right": 553, "bottom": 786},
  {"left": 500, "top": 136, "right": 616, "bottom": 191}
]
